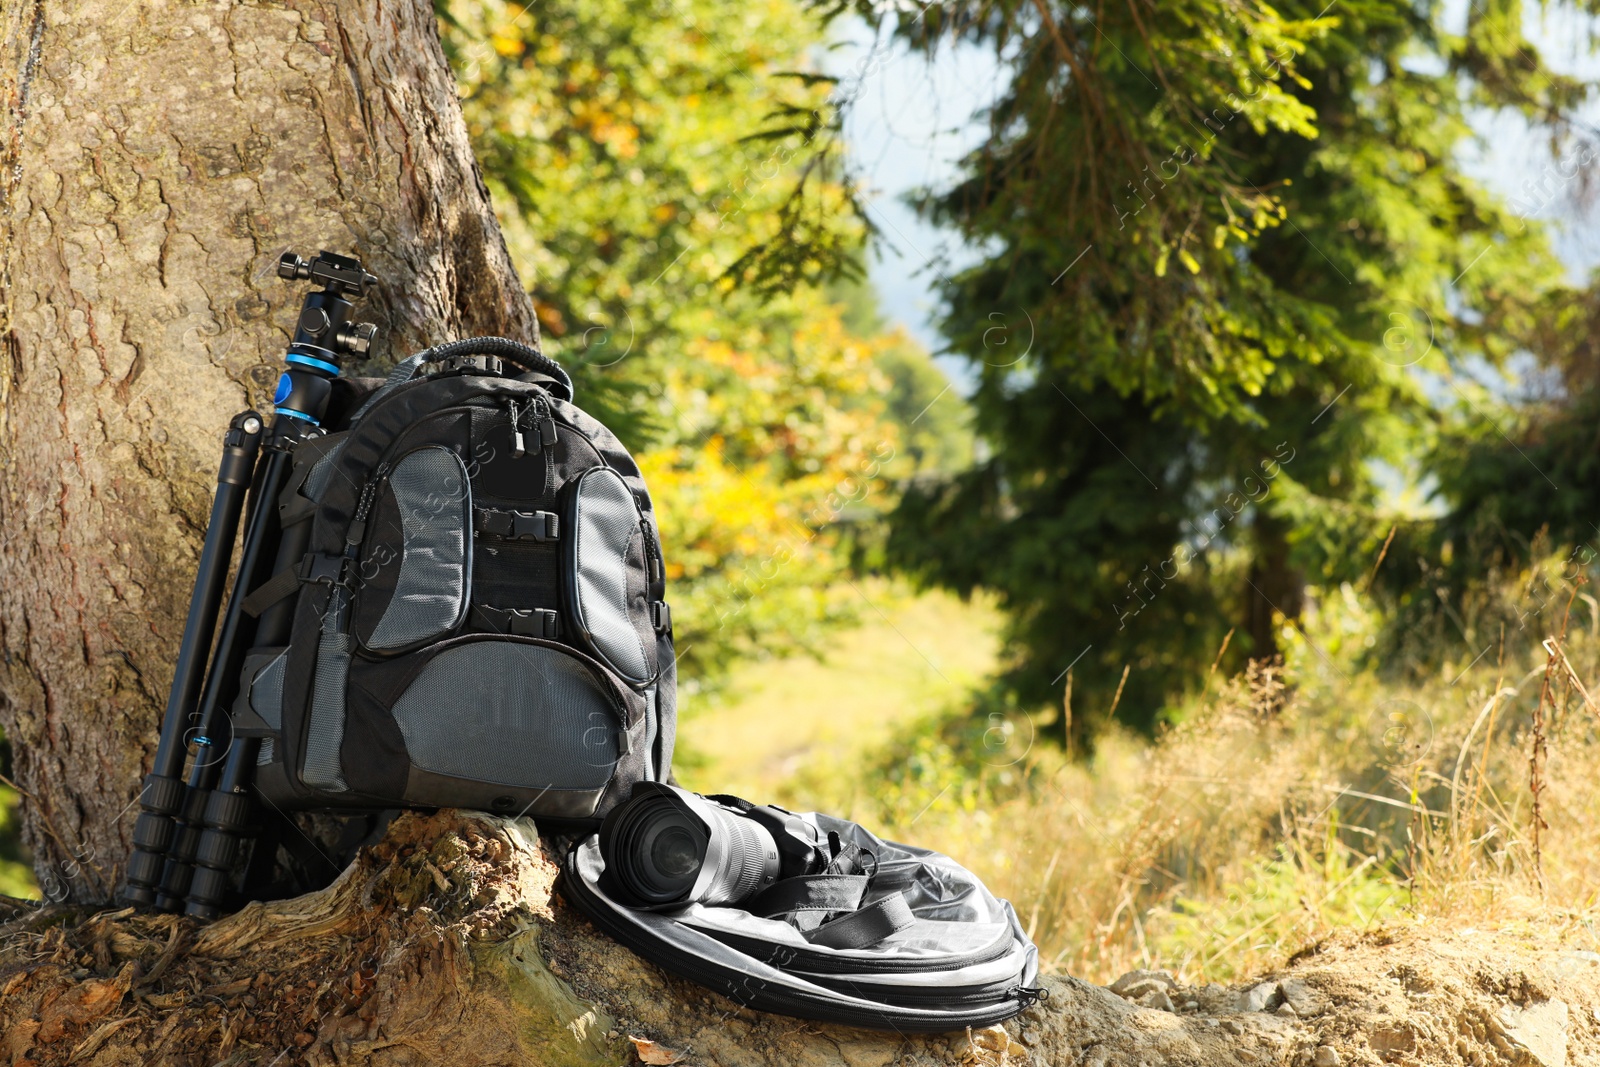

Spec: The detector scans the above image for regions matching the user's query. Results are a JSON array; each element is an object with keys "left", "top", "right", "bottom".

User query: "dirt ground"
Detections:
[{"left": 0, "top": 811, "right": 1593, "bottom": 1066}]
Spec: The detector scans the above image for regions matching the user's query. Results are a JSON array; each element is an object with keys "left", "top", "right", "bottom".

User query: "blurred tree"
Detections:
[
  {"left": 845, "top": 0, "right": 1593, "bottom": 735},
  {"left": 438, "top": 0, "right": 957, "bottom": 688}
]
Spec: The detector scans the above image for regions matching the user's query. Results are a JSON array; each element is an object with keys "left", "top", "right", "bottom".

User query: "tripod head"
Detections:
[{"left": 271, "top": 250, "right": 381, "bottom": 429}]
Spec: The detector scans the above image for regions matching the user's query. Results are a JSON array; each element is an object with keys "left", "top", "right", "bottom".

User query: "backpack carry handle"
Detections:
[{"left": 418, "top": 336, "right": 573, "bottom": 400}]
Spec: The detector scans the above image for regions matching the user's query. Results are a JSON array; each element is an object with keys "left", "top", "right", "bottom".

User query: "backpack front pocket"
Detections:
[{"left": 341, "top": 635, "right": 634, "bottom": 821}]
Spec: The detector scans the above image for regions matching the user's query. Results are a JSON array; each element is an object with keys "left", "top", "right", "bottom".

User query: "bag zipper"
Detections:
[
  {"left": 699, "top": 924, "right": 1015, "bottom": 975},
  {"left": 508, "top": 394, "right": 558, "bottom": 458}
]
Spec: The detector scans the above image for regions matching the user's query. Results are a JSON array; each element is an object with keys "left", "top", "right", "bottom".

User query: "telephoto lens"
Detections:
[{"left": 599, "top": 783, "right": 827, "bottom": 908}]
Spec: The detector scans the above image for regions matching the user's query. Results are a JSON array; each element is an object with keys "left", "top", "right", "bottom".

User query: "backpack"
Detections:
[
  {"left": 559, "top": 789, "right": 1045, "bottom": 1032},
  {"left": 232, "top": 337, "right": 675, "bottom": 826}
]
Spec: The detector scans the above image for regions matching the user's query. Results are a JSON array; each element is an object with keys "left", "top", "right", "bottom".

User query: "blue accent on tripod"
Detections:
[{"left": 286, "top": 351, "right": 341, "bottom": 375}]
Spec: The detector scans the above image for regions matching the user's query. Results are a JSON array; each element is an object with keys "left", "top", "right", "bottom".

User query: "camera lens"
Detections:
[
  {"left": 650, "top": 826, "right": 700, "bottom": 878},
  {"left": 600, "top": 786, "right": 782, "bottom": 908}
]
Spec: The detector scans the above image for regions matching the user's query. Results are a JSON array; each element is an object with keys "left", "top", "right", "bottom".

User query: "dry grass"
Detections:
[{"left": 759, "top": 571, "right": 1600, "bottom": 986}]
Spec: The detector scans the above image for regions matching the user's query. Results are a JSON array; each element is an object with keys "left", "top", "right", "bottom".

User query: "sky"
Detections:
[{"left": 824, "top": 4, "right": 1600, "bottom": 391}]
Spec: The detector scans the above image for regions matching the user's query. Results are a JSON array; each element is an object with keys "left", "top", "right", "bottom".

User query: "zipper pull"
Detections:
[
  {"left": 537, "top": 397, "right": 557, "bottom": 450},
  {"left": 508, "top": 399, "right": 527, "bottom": 458}
]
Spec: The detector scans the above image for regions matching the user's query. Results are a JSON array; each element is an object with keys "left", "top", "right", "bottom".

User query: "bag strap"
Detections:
[
  {"left": 750, "top": 874, "right": 915, "bottom": 950},
  {"left": 803, "top": 894, "right": 915, "bottom": 950}
]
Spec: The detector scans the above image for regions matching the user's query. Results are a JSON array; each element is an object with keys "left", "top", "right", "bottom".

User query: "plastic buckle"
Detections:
[
  {"left": 510, "top": 511, "right": 558, "bottom": 541},
  {"left": 503, "top": 608, "right": 559, "bottom": 639},
  {"left": 476, "top": 508, "right": 557, "bottom": 542},
  {"left": 651, "top": 600, "right": 671, "bottom": 634},
  {"left": 434, "top": 354, "right": 505, "bottom": 377}
]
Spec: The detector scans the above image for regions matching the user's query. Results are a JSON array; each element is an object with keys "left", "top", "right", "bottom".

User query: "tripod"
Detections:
[{"left": 121, "top": 251, "right": 380, "bottom": 918}]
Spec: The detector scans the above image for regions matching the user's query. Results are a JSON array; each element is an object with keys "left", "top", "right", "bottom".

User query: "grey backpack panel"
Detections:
[
  {"left": 390, "top": 641, "right": 620, "bottom": 791},
  {"left": 364, "top": 446, "right": 473, "bottom": 651},
  {"left": 250, "top": 650, "right": 289, "bottom": 767},
  {"left": 570, "top": 467, "right": 653, "bottom": 684}
]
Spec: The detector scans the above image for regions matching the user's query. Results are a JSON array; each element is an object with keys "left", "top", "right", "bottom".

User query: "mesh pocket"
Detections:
[{"left": 390, "top": 640, "right": 621, "bottom": 792}]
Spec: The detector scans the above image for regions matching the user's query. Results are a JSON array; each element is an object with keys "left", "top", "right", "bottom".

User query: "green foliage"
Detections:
[
  {"left": 865, "top": 0, "right": 1592, "bottom": 731},
  {"left": 437, "top": 0, "right": 965, "bottom": 687}
]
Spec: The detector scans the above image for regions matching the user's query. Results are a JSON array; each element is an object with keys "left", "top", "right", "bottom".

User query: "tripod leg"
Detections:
[
  {"left": 152, "top": 440, "right": 288, "bottom": 910},
  {"left": 183, "top": 443, "right": 312, "bottom": 919},
  {"left": 122, "top": 412, "right": 262, "bottom": 907}
]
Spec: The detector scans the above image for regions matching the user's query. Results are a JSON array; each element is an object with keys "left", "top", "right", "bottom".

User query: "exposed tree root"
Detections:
[{"left": 0, "top": 811, "right": 1594, "bottom": 1066}]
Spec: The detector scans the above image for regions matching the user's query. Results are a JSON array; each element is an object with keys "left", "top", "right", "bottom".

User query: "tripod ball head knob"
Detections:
[
  {"left": 336, "top": 321, "right": 378, "bottom": 357},
  {"left": 277, "top": 252, "right": 312, "bottom": 281}
]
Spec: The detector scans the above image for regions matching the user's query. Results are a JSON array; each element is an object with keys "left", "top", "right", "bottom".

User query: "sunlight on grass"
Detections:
[
  {"left": 676, "top": 578, "right": 1002, "bottom": 801},
  {"left": 684, "top": 572, "right": 1600, "bottom": 985}
]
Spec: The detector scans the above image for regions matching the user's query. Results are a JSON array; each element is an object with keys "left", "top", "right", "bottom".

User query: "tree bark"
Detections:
[{"left": 0, "top": 0, "right": 537, "bottom": 902}]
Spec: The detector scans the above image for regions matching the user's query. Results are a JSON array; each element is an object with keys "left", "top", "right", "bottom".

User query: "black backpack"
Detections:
[{"left": 232, "top": 338, "right": 675, "bottom": 826}]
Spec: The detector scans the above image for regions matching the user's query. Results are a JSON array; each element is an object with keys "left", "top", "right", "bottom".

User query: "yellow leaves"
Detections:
[
  {"left": 1179, "top": 248, "right": 1201, "bottom": 274},
  {"left": 490, "top": 29, "right": 524, "bottom": 58}
]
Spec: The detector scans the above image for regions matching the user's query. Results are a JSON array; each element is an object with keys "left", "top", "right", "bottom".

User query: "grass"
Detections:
[
  {"left": 693, "top": 571, "right": 1600, "bottom": 986},
  {"left": 675, "top": 578, "right": 1003, "bottom": 800}
]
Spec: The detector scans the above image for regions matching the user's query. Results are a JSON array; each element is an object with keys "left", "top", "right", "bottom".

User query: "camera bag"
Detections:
[
  {"left": 559, "top": 794, "right": 1045, "bottom": 1032},
  {"left": 231, "top": 338, "right": 675, "bottom": 826}
]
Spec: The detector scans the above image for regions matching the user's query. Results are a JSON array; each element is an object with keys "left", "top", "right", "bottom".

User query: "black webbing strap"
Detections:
[
  {"left": 750, "top": 874, "right": 867, "bottom": 920},
  {"left": 474, "top": 507, "right": 559, "bottom": 542},
  {"left": 803, "top": 893, "right": 915, "bottom": 950},
  {"left": 241, "top": 553, "right": 345, "bottom": 617},
  {"left": 749, "top": 873, "right": 915, "bottom": 950}
]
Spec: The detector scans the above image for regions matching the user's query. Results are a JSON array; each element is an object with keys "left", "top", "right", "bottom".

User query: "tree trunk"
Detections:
[
  {"left": 0, "top": 0, "right": 537, "bottom": 902},
  {"left": 1243, "top": 513, "right": 1304, "bottom": 664}
]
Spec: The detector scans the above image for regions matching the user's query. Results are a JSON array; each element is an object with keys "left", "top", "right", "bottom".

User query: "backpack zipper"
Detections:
[
  {"left": 508, "top": 394, "right": 558, "bottom": 459},
  {"left": 701, "top": 923, "right": 1016, "bottom": 974},
  {"left": 345, "top": 460, "right": 391, "bottom": 551}
]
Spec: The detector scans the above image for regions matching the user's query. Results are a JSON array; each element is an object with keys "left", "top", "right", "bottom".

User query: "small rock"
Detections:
[
  {"left": 1280, "top": 978, "right": 1324, "bottom": 1017},
  {"left": 1137, "top": 989, "right": 1176, "bottom": 1013},
  {"left": 1021, "top": 1027, "right": 1042, "bottom": 1047},
  {"left": 1495, "top": 999, "right": 1570, "bottom": 1067},
  {"left": 1182, "top": 1000, "right": 1199, "bottom": 1013},
  {"left": 1237, "top": 981, "right": 1279, "bottom": 1013},
  {"left": 1313, "top": 1047, "right": 1340, "bottom": 1067},
  {"left": 1275, "top": 1002, "right": 1297, "bottom": 1018},
  {"left": 1109, "top": 969, "right": 1178, "bottom": 997},
  {"left": 1221, "top": 1019, "right": 1244, "bottom": 1036}
]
